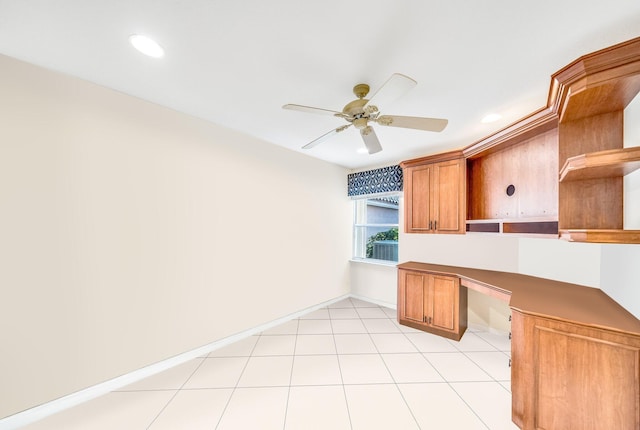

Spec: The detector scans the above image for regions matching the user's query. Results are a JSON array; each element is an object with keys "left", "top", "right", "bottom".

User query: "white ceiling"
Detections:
[{"left": 1, "top": 1, "right": 639, "bottom": 169}]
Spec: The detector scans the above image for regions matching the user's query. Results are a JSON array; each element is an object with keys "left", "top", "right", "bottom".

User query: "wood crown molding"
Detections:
[
  {"left": 465, "top": 36, "right": 640, "bottom": 160},
  {"left": 462, "top": 107, "right": 558, "bottom": 159},
  {"left": 550, "top": 37, "right": 640, "bottom": 123},
  {"left": 399, "top": 149, "right": 464, "bottom": 169},
  {"left": 405, "top": 36, "right": 640, "bottom": 169}
]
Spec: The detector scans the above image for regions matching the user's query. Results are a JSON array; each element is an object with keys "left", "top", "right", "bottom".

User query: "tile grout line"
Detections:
[
  {"left": 450, "top": 335, "right": 513, "bottom": 428},
  {"left": 144, "top": 352, "right": 212, "bottom": 429},
  {"left": 281, "top": 318, "right": 300, "bottom": 430},
  {"left": 213, "top": 333, "right": 261, "bottom": 430},
  {"left": 398, "top": 319, "right": 494, "bottom": 430},
  {"left": 449, "top": 331, "right": 514, "bottom": 392},
  {"left": 329, "top": 298, "right": 356, "bottom": 429},
  {"left": 363, "top": 307, "right": 423, "bottom": 430}
]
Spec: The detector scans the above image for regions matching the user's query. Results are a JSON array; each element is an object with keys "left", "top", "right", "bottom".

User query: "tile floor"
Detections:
[{"left": 22, "top": 298, "right": 518, "bottom": 429}]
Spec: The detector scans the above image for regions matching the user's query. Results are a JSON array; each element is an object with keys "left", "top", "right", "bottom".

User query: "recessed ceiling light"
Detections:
[
  {"left": 129, "top": 34, "right": 164, "bottom": 58},
  {"left": 481, "top": 113, "right": 502, "bottom": 124},
  {"left": 357, "top": 147, "right": 368, "bottom": 154}
]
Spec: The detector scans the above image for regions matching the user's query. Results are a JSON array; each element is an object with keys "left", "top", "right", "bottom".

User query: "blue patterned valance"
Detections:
[{"left": 347, "top": 165, "right": 403, "bottom": 197}]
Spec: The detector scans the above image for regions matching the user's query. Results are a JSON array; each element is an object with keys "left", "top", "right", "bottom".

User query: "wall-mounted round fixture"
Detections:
[
  {"left": 129, "top": 34, "right": 164, "bottom": 58},
  {"left": 506, "top": 184, "right": 516, "bottom": 196}
]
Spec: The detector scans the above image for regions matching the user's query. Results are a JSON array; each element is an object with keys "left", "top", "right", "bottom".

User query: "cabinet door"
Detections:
[
  {"left": 397, "top": 269, "right": 467, "bottom": 341},
  {"left": 403, "top": 157, "right": 465, "bottom": 235},
  {"left": 433, "top": 159, "right": 465, "bottom": 233},
  {"left": 428, "top": 275, "right": 458, "bottom": 331},
  {"left": 511, "top": 311, "right": 640, "bottom": 430},
  {"left": 405, "top": 165, "right": 433, "bottom": 232},
  {"left": 400, "top": 272, "right": 426, "bottom": 324}
]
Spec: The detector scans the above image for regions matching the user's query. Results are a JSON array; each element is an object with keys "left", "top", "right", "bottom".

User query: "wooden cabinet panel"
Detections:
[
  {"left": 434, "top": 160, "right": 464, "bottom": 232},
  {"left": 467, "top": 129, "right": 558, "bottom": 221},
  {"left": 536, "top": 327, "right": 639, "bottom": 430},
  {"left": 402, "top": 156, "right": 466, "bottom": 234},
  {"left": 406, "top": 166, "right": 432, "bottom": 232},
  {"left": 511, "top": 310, "right": 640, "bottom": 430},
  {"left": 430, "top": 275, "right": 457, "bottom": 331},
  {"left": 558, "top": 111, "right": 624, "bottom": 231},
  {"left": 403, "top": 272, "right": 426, "bottom": 323},
  {"left": 398, "top": 268, "right": 467, "bottom": 340}
]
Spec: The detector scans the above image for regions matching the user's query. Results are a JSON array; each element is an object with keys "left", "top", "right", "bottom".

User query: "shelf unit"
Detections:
[
  {"left": 464, "top": 117, "right": 559, "bottom": 237},
  {"left": 557, "top": 147, "right": 640, "bottom": 243},
  {"left": 553, "top": 37, "right": 640, "bottom": 243}
]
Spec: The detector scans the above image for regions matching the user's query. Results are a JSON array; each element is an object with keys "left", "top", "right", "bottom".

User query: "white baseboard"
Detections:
[
  {"left": 349, "top": 293, "right": 396, "bottom": 310},
  {"left": 0, "top": 293, "right": 351, "bottom": 430}
]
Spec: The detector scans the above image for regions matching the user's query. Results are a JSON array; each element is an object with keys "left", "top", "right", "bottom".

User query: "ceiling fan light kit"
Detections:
[{"left": 283, "top": 73, "right": 448, "bottom": 154}]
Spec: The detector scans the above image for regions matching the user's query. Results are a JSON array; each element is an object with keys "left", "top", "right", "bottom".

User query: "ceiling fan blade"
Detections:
[
  {"left": 365, "top": 73, "right": 417, "bottom": 110},
  {"left": 376, "top": 115, "right": 448, "bottom": 132},
  {"left": 360, "top": 126, "right": 382, "bottom": 154},
  {"left": 283, "top": 103, "right": 343, "bottom": 117},
  {"left": 302, "top": 124, "right": 351, "bottom": 149}
]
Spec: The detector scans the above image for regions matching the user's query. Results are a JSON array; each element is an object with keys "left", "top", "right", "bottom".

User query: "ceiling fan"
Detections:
[{"left": 283, "top": 73, "right": 448, "bottom": 154}]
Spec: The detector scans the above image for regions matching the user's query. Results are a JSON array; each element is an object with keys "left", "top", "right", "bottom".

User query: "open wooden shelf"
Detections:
[
  {"left": 559, "top": 229, "right": 640, "bottom": 244},
  {"left": 559, "top": 146, "right": 640, "bottom": 182}
]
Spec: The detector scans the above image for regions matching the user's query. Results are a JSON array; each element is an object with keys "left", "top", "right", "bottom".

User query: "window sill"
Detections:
[{"left": 349, "top": 258, "right": 398, "bottom": 267}]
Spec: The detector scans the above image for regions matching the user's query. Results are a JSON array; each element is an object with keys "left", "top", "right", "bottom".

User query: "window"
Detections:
[{"left": 353, "top": 195, "right": 399, "bottom": 263}]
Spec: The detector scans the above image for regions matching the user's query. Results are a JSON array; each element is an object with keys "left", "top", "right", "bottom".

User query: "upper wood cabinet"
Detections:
[
  {"left": 401, "top": 152, "right": 466, "bottom": 235},
  {"left": 401, "top": 37, "right": 640, "bottom": 243}
]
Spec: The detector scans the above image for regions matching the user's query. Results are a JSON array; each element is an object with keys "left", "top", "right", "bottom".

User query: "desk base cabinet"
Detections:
[
  {"left": 511, "top": 310, "right": 640, "bottom": 430},
  {"left": 397, "top": 269, "right": 467, "bottom": 341}
]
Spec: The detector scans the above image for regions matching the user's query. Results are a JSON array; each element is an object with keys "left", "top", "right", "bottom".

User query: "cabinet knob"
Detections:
[
  {"left": 434, "top": 220, "right": 437, "bottom": 230},
  {"left": 429, "top": 220, "right": 433, "bottom": 230}
]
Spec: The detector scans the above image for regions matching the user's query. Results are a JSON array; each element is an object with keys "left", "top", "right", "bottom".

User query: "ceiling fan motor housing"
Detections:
[
  {"left": 353, "top": 117, "right": 368, "bottom": 129},
  {"left": 343, "top": 98, "right": 371, "bottom": 129}
]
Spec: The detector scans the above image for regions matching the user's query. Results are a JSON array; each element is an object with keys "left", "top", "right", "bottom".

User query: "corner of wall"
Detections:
[
  {"left": 599, "top": 244, "right": 640, "bottom": 319},
  {"left": 517, "top": 237, "right": 601, "bottom": 288}
]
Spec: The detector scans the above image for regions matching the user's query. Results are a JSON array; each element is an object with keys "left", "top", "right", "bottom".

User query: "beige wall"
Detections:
[
  {"left": 349, "top": 260, "right": 397, "bottom": 307},
  {"left": 0, "top": 54, "right": 351, "bottom": 419}
]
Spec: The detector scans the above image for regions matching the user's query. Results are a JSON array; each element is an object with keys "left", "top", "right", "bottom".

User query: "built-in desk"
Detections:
[{"left": 397, "top": 261, "right": 640, "bottom": 430}]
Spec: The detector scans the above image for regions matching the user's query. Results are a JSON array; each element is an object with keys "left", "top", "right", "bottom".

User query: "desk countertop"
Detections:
[{"left": 397, "top": 261, "right": 640, "bottom": 336}]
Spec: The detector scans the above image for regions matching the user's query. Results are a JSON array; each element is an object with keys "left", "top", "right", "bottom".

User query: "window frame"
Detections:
[{"left": 352, "top": 193, "right": 400, "bottom": 265}]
